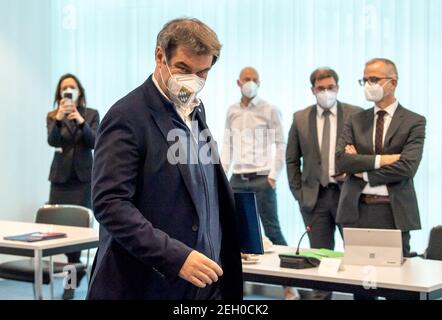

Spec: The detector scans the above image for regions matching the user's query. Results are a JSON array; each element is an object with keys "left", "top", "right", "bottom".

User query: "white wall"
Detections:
[
  {"left": 0, "top": 0, "right": 53, "bottom": 222},
  {"left": 0, "top": 0, "right": 441, "bottom": 253},
  {"left": 47, "top": 0, "right": 442, "bottom": 252}
]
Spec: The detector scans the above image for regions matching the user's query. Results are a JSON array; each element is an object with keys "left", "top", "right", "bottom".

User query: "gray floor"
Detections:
[
  {"left": 0, "top": 277, "right": 89, "bottom": 300},
  {"left": 0, "top": 278, "right": 352, "bottom": 300}
]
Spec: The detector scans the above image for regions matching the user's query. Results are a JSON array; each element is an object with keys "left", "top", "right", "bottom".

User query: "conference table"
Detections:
[
  {"left": 0, "top": 220, "right": 99, "bottom": 300},
  {"left": 243, "top": 245, "right": 442, "bottom": 300}
]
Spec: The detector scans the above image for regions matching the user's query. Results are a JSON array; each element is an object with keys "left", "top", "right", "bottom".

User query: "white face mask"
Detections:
[
  {"left": 364, "top": 80, "right": 391, "bottom": 102},
  {"left": 161, "top": 57, "right": 205, "bottom": 109},
  {"left": 241, "top": 81, "right": 259, "bottom": 99},
  {"left": 62, "top": 88, "right": 79, "bottom": 103},
  {"left": 316, "top": 90, "right": 337, "bottom": 109}
]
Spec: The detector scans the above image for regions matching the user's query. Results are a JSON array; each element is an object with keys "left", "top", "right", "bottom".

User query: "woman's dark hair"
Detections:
[{"left": 49, "top": 73, "right": 86, "bottom": 118}]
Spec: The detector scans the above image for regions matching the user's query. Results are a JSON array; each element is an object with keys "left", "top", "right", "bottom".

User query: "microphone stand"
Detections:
[
  {"left": 279, "top": 225, "right": 320, "bottom": 269},
  {"left": 296, "top": 226, "right": 311, "bottom": 255}
]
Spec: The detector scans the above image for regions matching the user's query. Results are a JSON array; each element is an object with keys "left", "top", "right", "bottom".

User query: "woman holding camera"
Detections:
[{"left": 46, "top": 74, "right": 99, "bottom": 299}]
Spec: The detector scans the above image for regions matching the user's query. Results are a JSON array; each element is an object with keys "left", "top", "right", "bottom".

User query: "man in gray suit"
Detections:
[
  {"left": 287, "top": 67, "right": 362, "bottom": 252},
  {"left": 336, "top": 58, "right": 426, "bottom": 258}
]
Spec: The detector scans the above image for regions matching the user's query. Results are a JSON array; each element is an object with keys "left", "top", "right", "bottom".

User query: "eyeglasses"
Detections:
[
  {"left": 314, "top": 85, "right": 338, "bottom": 93},
  {"left": 358, "top": 77, "right": 393, "bottom": 86}
]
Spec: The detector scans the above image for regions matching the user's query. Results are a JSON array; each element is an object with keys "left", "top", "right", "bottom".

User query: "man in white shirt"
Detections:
[{"left": 221, "top": 67, "right": 296, "bottom": 299}]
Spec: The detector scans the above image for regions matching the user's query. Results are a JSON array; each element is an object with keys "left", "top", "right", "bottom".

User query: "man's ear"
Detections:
[
  {"left": 155, "top": 47, "right": 164, "bottom": 67},
  {"left": 237, "top": 80, "right": 242, "bottom": 88},
  {"left": 311, "top": 87, "right": 316, "bottom": 95}
]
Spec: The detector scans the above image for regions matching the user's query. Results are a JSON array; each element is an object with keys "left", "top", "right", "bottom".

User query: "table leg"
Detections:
[
  {"left": 86, "top": 249, "right": 91, "bottom": 283},
  {"left": 34, "top": 249, "right": 43, "bottom": 300},
  {"left": 49, "top": 256, "right": 54, "bottom": 300}
]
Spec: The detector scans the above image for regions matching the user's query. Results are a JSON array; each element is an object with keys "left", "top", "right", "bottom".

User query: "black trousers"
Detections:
[
  {"left": 190, "top": 282, "right": 222, "bottom": 300},
  {"left": 343, "top": 200, "right": 411, "bottom": 300},
  {"left": 301, "top": 184, "right": 341, "bottom": 300},
  {"left": 342, "top": 201, "right": 411, "bottom": 256},
  {"left": 301, "top": 184, "right": 342, "bottom": 250}
]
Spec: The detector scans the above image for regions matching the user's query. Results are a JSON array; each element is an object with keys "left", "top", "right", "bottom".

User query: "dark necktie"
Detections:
[
  {"left": 320, "top": 110, "right": 331, "bottom": 187},
  {"left": 375, "top": 110, "right": 387, "bottom": 154}
]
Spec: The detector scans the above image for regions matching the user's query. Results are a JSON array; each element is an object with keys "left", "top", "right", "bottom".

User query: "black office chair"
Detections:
[
  {"left": 421, "top": 225, "right": 442, "bottom": 261},
  {"left": 0, "top": 205, "right": 94, "bottom": 299}
]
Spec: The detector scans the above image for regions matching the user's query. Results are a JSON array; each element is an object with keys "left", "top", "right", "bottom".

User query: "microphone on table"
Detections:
[
  {"left": 279, "top": 224, "right": 321, "bottom": 269},
  {"left": 296, "top": 225, "right": 311, "bottom": 255}
]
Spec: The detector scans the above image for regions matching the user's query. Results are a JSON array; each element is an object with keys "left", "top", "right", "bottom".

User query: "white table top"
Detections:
[
  {"left": 0, "top": 220, "right": 99, "bottom": 251},
  {"left": 243, "top": 246, "right": 442, "bottom": 293}
]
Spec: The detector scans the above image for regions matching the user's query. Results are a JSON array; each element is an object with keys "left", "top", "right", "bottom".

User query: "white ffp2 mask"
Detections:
[
  {"left": 161, "top": 57, "right": 205, "bottom": 109},
  {"left": 316, "top": 90, "right": 337, "bottom": 109},
  {"left": 241, "top": 81, "right": 259, "bottom": 99},
  {"left": 364, "top": 80, "right": 391, "bottom": 102}
]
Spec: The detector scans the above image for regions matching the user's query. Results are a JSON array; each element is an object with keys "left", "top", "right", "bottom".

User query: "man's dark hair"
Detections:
[
  {"left": 156, "top": 18, "right": 222, "bottom": 65},
  {"left": 310, "top": 67, "right": 339, "bottom": 87}
]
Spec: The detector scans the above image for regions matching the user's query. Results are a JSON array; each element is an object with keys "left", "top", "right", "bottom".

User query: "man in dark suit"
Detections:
[
  {"left": 286, "top": 68, "right": 362, "bottom": 300},
  {"left": 336, "top": 58, "right": 426, "bottom": 259},
  {"left": 87, "top": 18, "right": 242, "bottom": 300},
  {"left": 287, "top": 68, "right": 362, "bottom": 251}
]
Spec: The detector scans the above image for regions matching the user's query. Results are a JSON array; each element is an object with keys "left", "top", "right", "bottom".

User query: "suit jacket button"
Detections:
[{"left": 192, "top": 225, "right": 199, "bottom": 232}]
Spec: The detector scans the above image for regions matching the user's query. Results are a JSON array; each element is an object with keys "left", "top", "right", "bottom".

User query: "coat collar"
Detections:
[
  {"left": 360, "top": 103, "right": 405, "bottom": 152},
  {"left": 141, "top": 76, "right": 219, "bottom": 220}
]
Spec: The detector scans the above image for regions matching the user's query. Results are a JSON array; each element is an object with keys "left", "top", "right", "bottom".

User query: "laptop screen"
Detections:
[{"left": 234, "top": 192, "right": 264, "bottom": 254}]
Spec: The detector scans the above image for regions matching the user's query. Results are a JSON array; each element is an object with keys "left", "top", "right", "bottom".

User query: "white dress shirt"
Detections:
[
  {"left": 362, "top": 100, "right": 399, "bottom": 196},
  {"left": 316, "top": 103, "right": 338, "bottom": 184},
  {"left": 221, "top": 96, "right": 286, "bottom": 180}
]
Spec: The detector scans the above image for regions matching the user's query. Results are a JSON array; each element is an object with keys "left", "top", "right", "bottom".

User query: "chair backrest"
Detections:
[
  {"left": 35, "top": 205, "right": 93, "bottom": 228},
  {"left": 426, "top": 225, "right": 442, "bottom": 261}
]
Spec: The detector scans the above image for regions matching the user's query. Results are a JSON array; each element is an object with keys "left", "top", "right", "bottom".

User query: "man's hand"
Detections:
[
  {"left": 332, "top": 173, "right": 347, "bottom": 182},
  {"left": 380, "top": 154, "right": 401, "bottom": 167},
  {"left": 345, "top": 145, "right": 358, "bottom": 155},
  {"left": 344, "top": 145, "right": 360, "bottom": 178},
  {"left": 346, "top": 144, "right": 400, "bottom": 167},
  {"left": 267, "top": 177, "right": 277, "bottom": 189},
  {"left": 179, "top": 250, "right": 223, "bottom": 288}
]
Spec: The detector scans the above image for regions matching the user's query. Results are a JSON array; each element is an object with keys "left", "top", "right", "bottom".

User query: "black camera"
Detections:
[{"left": 63, "top": 92, "right": 73, "bottom": 100}]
